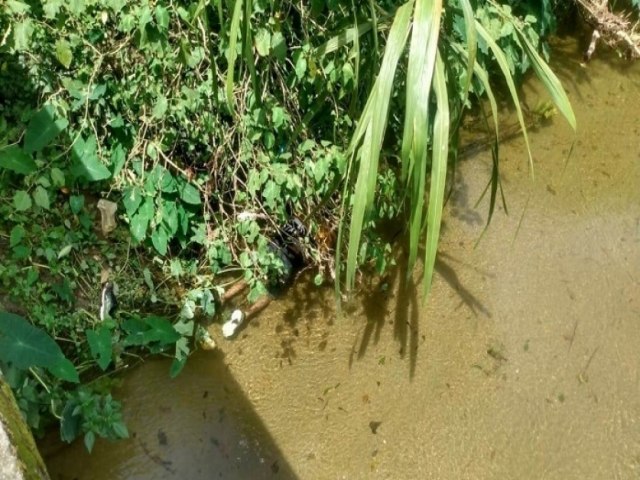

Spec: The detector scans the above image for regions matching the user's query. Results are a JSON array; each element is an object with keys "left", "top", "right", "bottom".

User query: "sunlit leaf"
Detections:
[
  {"left": 86, "top": 326, "right": 113, "bottom": 371},
  {"left": 55, "top": 39, "right": 73, "bottom": 68},
  {"left": 342, "top": 0, "right": 413, "bottom": 292},
  {"left": 422, "top": 51, "right": 449, "bottom": 301},
  {"left": 0, "top": 145, "right": 36, "bottom": 174},
  {"left": 23, "top": 105, "right": 68, "bottom": 154}
]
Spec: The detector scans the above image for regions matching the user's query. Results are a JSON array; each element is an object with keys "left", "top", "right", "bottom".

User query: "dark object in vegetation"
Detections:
[
  {"left": 99, "top": 282, "right": 118, "bottom": 321},
  {"left": 222, "top": 217, "right": 310, "bottom": 338},
  {"left": 268, "top": 217, "right": 308, "bottom": 290}
]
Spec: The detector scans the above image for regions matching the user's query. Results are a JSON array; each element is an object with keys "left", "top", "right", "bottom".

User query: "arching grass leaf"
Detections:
[
  {"left": 423, "top": 50, "right": 449, "bottom": 301},
  {"left": 342, "top": 0, "right": 413, "bottom": 292}
]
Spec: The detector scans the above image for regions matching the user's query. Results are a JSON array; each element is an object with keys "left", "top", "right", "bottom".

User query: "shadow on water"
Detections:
[
  {"left": 348, "top": 250, "right": 420, "bottom": 379},
  {"left": 435, "top": 252, "right": 492, "bottom": 318},
  {"left": 41, "top": 351, "right": 298, "bottom": 480}
]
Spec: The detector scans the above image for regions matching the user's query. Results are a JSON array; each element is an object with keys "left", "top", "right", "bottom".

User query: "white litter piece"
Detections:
[
  {"left": 237, "top": 211, "right": 269, "bottom": 222},
  {"left": 222, "top": 309, "right": 245, "bottom": 338}
]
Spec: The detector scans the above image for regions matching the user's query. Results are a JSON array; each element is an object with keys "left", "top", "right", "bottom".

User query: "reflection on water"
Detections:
[{"left": 44, "top": 37, "right": 640, "bottom": 479}]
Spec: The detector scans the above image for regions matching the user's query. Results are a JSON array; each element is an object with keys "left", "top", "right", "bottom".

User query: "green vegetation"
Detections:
[{"left": 0, "top": 0, "right": 574, "bottom": 449}]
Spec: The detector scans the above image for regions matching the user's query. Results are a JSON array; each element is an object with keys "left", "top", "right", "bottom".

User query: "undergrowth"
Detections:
[{"left": 0, "top": 0, "right": 574, "bottom": 449}]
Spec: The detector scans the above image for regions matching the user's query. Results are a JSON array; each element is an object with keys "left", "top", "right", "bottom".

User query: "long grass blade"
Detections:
[
  {"left": 457, "top": 0, "right": 477, "bottom": 112},
  {"left": 403, "top": 0, "right": 443, "bottom": 272},
  {"left": 225, "top": 0, "right": 243, "bottom": 114},
  {"left": 316, "top": 21, "right": 375, "bottom": 57},
  {"left": 461, "top": 50, "right": 505, "bottom": 225},
  {"left": 367, "top": 0, "right": 380, "bottom": 65},
  {"left": 243, "top": 0, "right": 259, "bottom": 99},
  {"left": 515, "top": 29, "right": 577, "bottom": 131},
  {"left": 400, "top": 0, "right": 442, "bottom": 183},
  {"left": 423, "top": 50, "right": 449, "bottom": 301},
  {"left": 344, "top": 0, "right": 413, "bottom": 291},
  {"left": 475, "top": 21, "right": 534, "bottom": 178}
]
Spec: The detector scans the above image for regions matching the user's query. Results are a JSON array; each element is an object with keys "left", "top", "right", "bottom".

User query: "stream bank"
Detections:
[{"left": 43, "top": 37, "right": 640, "bottom": 479}]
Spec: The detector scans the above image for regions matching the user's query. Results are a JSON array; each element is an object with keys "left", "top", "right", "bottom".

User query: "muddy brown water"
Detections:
[{"left": 42, "top": 38, "right": 640, "bottom": 479}]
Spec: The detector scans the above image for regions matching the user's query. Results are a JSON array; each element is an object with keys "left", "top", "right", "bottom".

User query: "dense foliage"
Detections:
[{"left": 0, "top": 0, "right": 574, "bottom": 448}]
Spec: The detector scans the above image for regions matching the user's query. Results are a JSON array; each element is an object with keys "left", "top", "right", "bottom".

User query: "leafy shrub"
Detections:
[{"left": 0, "top": 0, "right": 574, "bottom": 447}]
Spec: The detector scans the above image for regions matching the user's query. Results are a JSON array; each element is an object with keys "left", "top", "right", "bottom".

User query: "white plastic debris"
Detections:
[
  {"left": 237, "top": 211, "right": 268, "bottom": 222},
  {"left": 222, "top": 309, "right": 245, "bottom": 338}
]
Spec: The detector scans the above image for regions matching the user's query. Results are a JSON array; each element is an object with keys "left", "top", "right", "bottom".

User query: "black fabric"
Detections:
[{"left": 267, "top": 217, "right": 307, "bottom": 293}]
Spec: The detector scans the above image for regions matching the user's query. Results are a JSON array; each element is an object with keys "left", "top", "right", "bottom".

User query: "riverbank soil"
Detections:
[{"left": 43, "top": 37, "right": 640, "bottom": 480}]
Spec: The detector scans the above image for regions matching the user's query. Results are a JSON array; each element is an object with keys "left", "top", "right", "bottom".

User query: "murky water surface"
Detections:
[{"left": 43, "top": 38, "right": 640, "bottom": 479}]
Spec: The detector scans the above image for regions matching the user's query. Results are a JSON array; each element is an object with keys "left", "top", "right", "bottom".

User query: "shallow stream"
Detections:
[{"left": 43, "top": 37, "right": 640, "bottom": 479}]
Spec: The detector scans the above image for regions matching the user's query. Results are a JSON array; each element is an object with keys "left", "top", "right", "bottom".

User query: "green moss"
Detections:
[{"left": 0, "top": 380, "right": 50, "bottom": 480}]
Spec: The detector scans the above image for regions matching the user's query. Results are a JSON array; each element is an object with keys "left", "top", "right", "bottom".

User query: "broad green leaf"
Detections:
[
  {"left": 33, "top": 186, "right": 50, "bottom": 210},
  {"left": 13, "top": 20, "right": 34, "bottom": 51},
  {"left": 178, "top": 182, "right": 201, "bottom": 205},
  {"left": 86, "top": 327, "right": 112, "bottom": 371},
  {"left": 255, "top": 29, "right": 271, "bottom": 57},
  {"left": 151, "top": 227, "right": 168, "bottom": 255},
  {"left": 84, "top": 431, "right": 95, "bottom": 453},
  {"left": 43, "top": 0, "right": 63, "bottom": 18},
  {"left": 69, "top": 195, "right": 84, "bottom": 214},
  {"left": 50, "top": 167, "right": 65, "bottom": 186},
  {"left": 6, "top": 1, "right": 30, "bottom": 14},
  {"left": 271, "top": 32, "right": 287, "bottom": 61},
  {"left": 57, "top": 244, "right": 73, "bottom": 259},
  {"left": 10, "top": 226, "right": 25, "bottom": 247},
  {"left": 130, "top": 197, "right": 154, "bottom": 241},
  {"left": 13, "top": 190, "right": 32, "bottom": 211},
  {"left": 23, "top": 106, "right": 69, "bottom": 154},
  {"left": 122, "top": 186, "right": 142, "bottom": 217},
  {"left": 152, "top": 95, "right": 168, "bottom": 119},
  {"left": 294, "top": 54, "right": 307, "bottom": 79},
  {"left": 67, "top": 0, "right": 86, "bottom": 14},
  {"left": 73, "top": 135, "right": 111, "bottom": 181},
  {"left": 55, "top": 39, "right": 73, "bottom": 68},
  {"left": 60, "top": 401, "right": 81, "bottom": 442},
  {"left": 142, "top": 316, "right": 180, "bottom": 345},
  {"left": 155, "top": 5, "right": 170, "bottom": 30},
  {"left": 173, "top": 319, "right": 194, "bottom": 336},
  {"left": 162, "top": 201, "right": 179, "bottom": 235},
  {"left": 112, "top": 421, "right": 129, "bottom": 439},
  {"left": 170, "top": 356, "right": 187, "bottom": 378},
  {"left": 0, "top": 311, "right": 79, "bottom": 383},
  {"left": 111, "top": 143, "right": 126, "bottom": 177},
  {"left": 0, "top": 145, "right": 37, "bottom": 174},
  {"left": 48, "top": 358, "right": 80, "bottom": 383}
]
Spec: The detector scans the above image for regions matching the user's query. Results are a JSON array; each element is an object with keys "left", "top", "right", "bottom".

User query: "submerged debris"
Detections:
[
  {"left": 369, "top": 421, "right": 382, "bottom": 435},
  {"left": 222, "top": 310, "right": 245, "bottom": 338}
]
